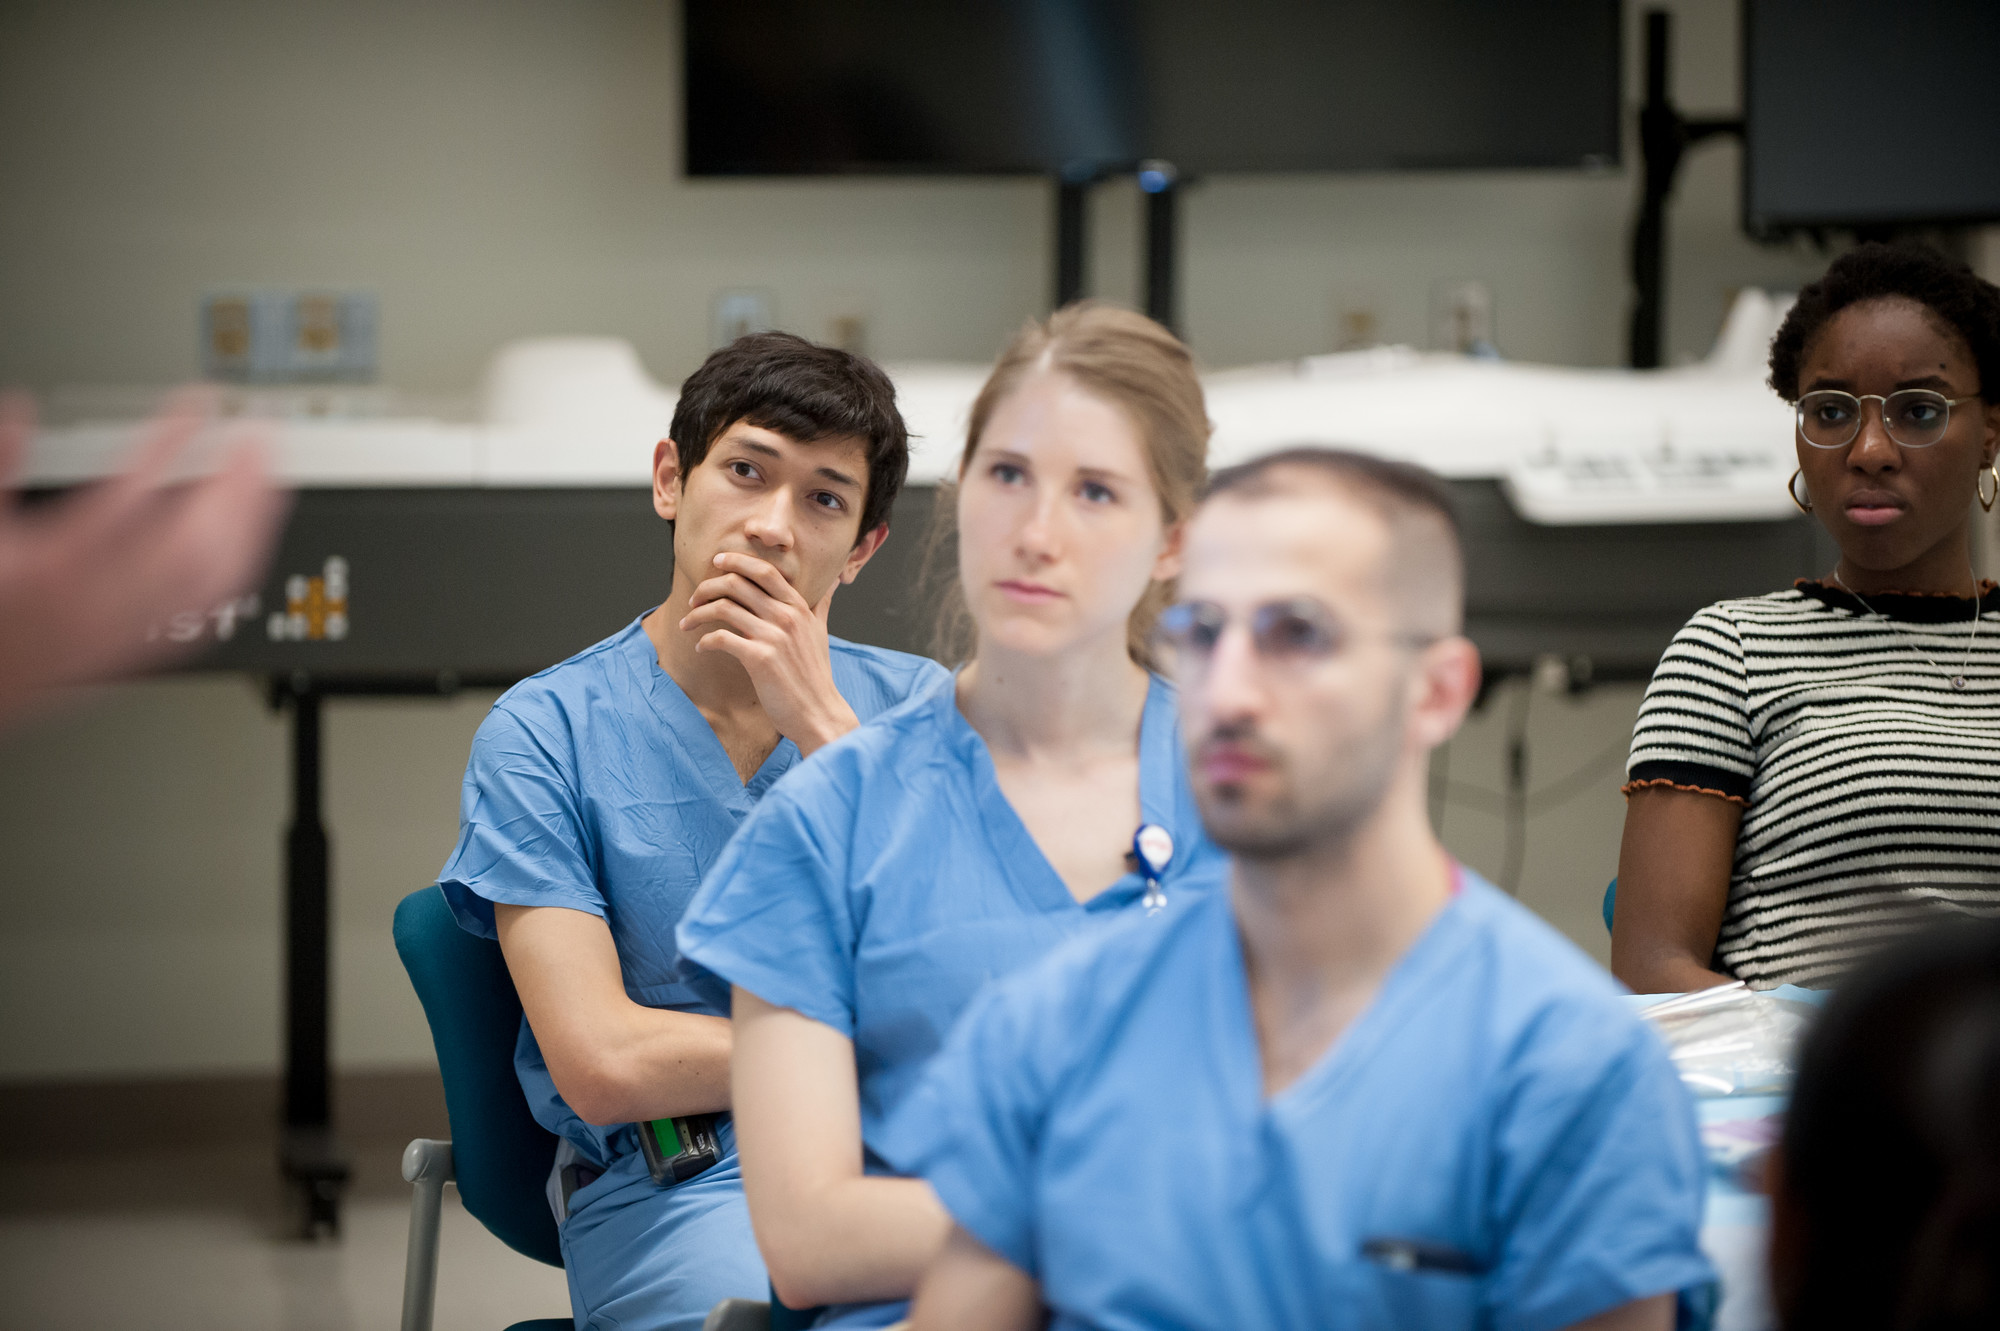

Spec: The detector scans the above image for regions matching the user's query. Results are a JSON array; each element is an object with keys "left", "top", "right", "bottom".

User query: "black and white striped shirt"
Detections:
[{"left": 1626, "top": 581, "right": 2000, "bottom": 988}]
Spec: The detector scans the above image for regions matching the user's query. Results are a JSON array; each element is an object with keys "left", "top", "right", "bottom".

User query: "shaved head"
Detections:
[
  {"left": 1173, "top": 447, "right": 1479, "bottom": 862},
  {"left": 1202, "top": 448, "right": 1464, "bottom": 638}
]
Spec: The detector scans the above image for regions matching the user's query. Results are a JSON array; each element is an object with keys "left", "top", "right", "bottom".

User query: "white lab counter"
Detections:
[{"left": 24, "top": 290, "right": 1802, "bottom": 527}]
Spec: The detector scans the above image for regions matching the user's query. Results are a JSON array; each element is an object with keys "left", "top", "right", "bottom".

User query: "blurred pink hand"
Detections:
[{"left": 0, "top": 387, "right": 287, "bottom": 728}]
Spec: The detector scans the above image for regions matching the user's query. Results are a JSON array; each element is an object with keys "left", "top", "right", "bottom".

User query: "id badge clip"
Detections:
[{"left": 1133, "top": 824, "right": 1174, "bottom": 913}]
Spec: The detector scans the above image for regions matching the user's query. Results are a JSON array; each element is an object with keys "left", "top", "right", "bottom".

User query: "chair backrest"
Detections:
[{"left": 394, "top": 885, "right": 564, "bottom": 1268}]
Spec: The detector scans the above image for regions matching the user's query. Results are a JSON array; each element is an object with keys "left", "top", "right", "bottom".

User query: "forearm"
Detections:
[
  {"left": 758, "top": 1173, "right": 952, "bottom": 1308},
  {"left": 909, "top": 1225, "right": 1044, "bottom": 1331},
  {"left": 561, "top": 1007, "right": 733, "bottom": 1124},
  {"left": 1614, "top": 945, "right": 1737, "bottom": 997},
  {"left": 496, "top": 903, "right": 733, "bottom": 1124},
  {"left": 789, "top": 696, "right": 860, "bottom": 758},
  {"left": 732, "top": 988, "right": 954, "bottom": 1308},
  {"left": 1611, "top": 789, "right": 1742, "bottom": 996}
]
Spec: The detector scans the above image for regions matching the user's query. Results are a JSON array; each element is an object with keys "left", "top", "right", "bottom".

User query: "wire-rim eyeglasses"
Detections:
[
  {"left": 1155, "top": 597, "right": 1436, "bottom": 668},
  {"left": 1796, "top": 389, "right": 1979, "bottom": 451}
]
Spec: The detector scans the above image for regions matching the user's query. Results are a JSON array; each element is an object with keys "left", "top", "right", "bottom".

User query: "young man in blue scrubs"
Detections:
[
  {"left": 436, "top": 332, "right": 947, "bottom": 1331},
  {"left": 886, "top": 448, "right": 1712, "bottom": 1331}
]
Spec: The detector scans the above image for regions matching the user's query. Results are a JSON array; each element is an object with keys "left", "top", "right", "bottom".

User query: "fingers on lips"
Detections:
[{"left": 714, "top": 553, "right": 805, "bottom": 605}]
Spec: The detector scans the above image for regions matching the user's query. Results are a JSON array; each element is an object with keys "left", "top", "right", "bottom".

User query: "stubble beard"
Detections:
[{"left": 1196, "top": 709, "right": 1406, "bottom": 866}]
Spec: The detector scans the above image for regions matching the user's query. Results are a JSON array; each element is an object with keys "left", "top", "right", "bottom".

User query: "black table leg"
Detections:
[
  {"left": 276, "top": 679, "right": 349, "bottom": 1236},
  {"left": 265, "top": 669, "right": 514, "bottom": 1235}
]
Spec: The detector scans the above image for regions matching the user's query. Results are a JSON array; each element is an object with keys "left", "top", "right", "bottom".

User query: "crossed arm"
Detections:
[
  {"left": 908, "top": 1229, "right": 1677, "bottom": 1331},
  {"left": 907, "top": 1227, "right": 1041, "bottom": 1331},
  {"left": 495, "top": 903, "right": 732, "bottom": 1124}
]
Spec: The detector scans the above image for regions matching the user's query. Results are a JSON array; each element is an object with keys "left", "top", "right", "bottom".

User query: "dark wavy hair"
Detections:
[
  {"left": 1776, "top": 917, "right": 2000, "bottom": 1331},
  {"left": 1767, "top": 242, "right": 2000, "bottom": 404},
  {"left": 669, "top": 331, "right": 909, "bottom": 539}
]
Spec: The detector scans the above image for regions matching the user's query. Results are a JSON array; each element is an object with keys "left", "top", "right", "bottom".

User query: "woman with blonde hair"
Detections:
[{"left": 678, "top": 302, "right": 1226, "bottom": 1326}]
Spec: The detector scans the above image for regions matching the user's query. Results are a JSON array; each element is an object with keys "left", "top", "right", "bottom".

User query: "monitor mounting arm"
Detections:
[
  {"left": 1050, "top": 160, "right": 1186, "bottom": 338},
  {"left": 1629, "top": 7, "right": 1743, "bottom": 369}
]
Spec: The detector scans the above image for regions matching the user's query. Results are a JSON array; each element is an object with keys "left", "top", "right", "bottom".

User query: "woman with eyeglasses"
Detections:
[
  {"left": 676, "top": 303, "right": 1226, "bottom": 1326},
  {"left": 1613, "top": 243, "right": 2000, "bottom": 994}
]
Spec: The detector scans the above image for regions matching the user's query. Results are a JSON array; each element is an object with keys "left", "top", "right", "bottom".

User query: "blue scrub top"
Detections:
[
  {"left": 676, "top": 669, "right": 1227, "bottom": 1327},
  {"left": 437, "top": 615, "right": 945, "bottom": 1167},
  {"left": 884, "top": 871, "right": 1715, "bottom": 1331}
]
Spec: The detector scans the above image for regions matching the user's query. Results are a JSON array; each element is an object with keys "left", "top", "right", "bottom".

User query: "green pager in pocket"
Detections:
[{"left": 637, "top": 1113, "right": 722, "bottom": 1186}]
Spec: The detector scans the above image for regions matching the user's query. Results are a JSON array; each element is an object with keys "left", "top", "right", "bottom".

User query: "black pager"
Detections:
[{"left": 637, "top": 1113, "right": 723, "bottom": 1186}]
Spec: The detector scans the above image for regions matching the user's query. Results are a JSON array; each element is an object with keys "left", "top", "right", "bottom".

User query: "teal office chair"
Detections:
[
  {"left": 395, "top": 885, "right": 809, "bottom": 1331},
  {"left": 1603, "top": 877, "right": 1617, "bottom": 934},
  {"left": 394, "top": 884, "right": 570, "bottom": 1331}
]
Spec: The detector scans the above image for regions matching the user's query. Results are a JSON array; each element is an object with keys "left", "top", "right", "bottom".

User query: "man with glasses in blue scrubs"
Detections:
[
  {"left": 437, "top": 333, "right": 946, "bottom": 1331},
  {"left": 885, "top": 447, "right": 1712, "bottom": 1331}
]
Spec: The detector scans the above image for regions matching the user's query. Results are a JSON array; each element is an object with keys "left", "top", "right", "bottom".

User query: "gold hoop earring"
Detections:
[
  {"left": 1981, "top": 463, "right": 1999, "bottom": 513},
  {"left": 1788, "top": 468, "right": 1814, "bottom": 515}
]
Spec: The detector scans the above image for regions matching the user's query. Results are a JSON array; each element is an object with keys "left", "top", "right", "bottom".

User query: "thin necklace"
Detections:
[{"left": 1829, "top": 564, "right": 1984, "bottom": 691}]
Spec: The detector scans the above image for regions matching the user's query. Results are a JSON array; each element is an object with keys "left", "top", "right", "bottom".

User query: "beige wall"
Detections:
[
  {"left": 0, "top": 680, "right": 498, "bottom": 1077},
  {"left": 0, "top": 0, "right": 1869, "bottom": 1080},
  {"left": 0, "top": 0, "right": 1829, "bottom": 393}
]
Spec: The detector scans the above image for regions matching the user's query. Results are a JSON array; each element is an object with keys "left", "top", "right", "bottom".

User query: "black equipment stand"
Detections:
[
  {"left": 1138, "top": 160, "right": 1183, "bottom": 336},
  {"left": 1053, "top": 166, "right": 1100, "bottom": 309},
  {"left": 1049, "top": 161, "right": 1185, "bottom": 333},
  {"left": 270, "top": 669, "right": 517, "bottom": 1237},
  {"left": 1628, "top": 8, "right": 1742, "bottom": 369}
]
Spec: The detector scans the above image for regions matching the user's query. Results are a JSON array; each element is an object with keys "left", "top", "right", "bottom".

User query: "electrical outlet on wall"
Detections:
[{"left": 201, "top": 290, "right": 376, "bottom": 383}]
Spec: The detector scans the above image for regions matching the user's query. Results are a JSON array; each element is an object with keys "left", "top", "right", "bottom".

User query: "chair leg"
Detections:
[
  {"left": 702, "top": 1299, "right": 772, "bottom": 1331},
  {"left": 401, "top": 1139, "right": 456, "bottom": 1331}
]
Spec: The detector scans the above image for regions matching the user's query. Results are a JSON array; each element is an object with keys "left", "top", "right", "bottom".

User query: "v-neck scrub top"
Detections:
[
  {"left": 676, "top": 669, "right": 1227, "bottom": 1327},
  {"left": 882, "top": 871, "right": 1713, "bottom": 1331},
  {"left": 438, "top": 616, "right": 946, "bottom": 1166}
]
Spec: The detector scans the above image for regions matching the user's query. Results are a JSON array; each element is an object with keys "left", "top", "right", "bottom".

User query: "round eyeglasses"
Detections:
[{"left": 1796, "top": 389, "right": 1978, "bottom": 451}]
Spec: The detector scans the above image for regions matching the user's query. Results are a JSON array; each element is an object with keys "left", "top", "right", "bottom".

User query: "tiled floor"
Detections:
[{"left": 0, "top": 1141, "right": 571, "bottom": 1331}]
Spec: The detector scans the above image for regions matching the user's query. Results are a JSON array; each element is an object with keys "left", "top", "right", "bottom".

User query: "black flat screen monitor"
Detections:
[
  {"left": 1745, "top": 0, "right": 2000, "bottom": 232},
  {"left": 685, "top": 1, "right": 1622, "bottom": 176}
]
